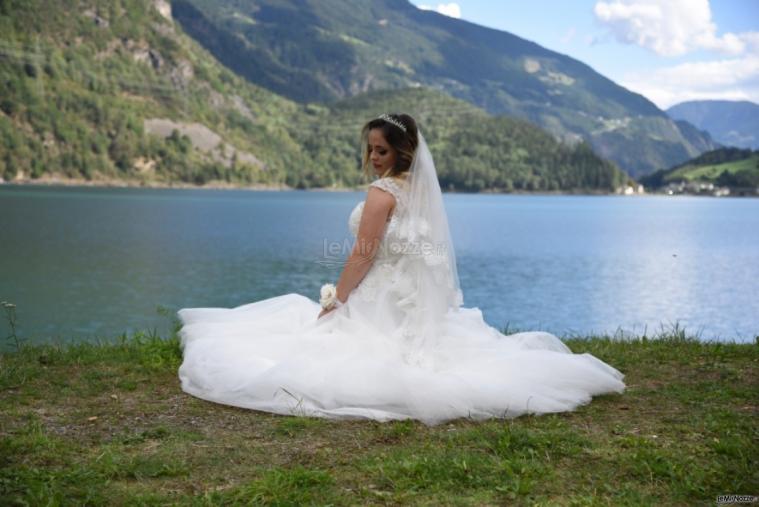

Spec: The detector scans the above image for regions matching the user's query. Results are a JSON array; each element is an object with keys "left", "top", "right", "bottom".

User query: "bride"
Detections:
[{"left": 177, "top": 113, "right": 625, "bottom": 425}]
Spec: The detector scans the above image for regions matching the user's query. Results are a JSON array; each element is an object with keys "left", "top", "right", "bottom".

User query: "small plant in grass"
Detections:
[{"left": 2, "top": 300, "right": 23, "bottom": 352}]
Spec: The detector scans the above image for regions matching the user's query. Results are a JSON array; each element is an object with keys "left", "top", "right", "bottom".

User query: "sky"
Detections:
[{"left": 409, "top": 0, "right": 759, "bottom": 110}]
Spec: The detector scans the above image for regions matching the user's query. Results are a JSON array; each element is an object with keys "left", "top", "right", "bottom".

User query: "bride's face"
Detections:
[{"left": 368, "top": 128, "right": 397, "bottom": 177}]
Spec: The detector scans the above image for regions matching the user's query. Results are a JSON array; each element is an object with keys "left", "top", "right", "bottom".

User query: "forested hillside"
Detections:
[{"left": 0, "top": 0, "right": 309, "bottom": 187}]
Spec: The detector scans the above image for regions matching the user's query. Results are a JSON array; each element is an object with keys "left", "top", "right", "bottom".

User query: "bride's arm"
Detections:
[{"left": 334, "top": 187, "right": 395, "bottom": 305}]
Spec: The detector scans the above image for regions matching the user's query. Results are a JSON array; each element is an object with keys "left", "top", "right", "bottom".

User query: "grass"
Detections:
[
  {"left": 667, "top": 154, "right": 759, "bottom": 181},
  {"left": 0, "top": 328, "right": 757, "bottom": 506}
]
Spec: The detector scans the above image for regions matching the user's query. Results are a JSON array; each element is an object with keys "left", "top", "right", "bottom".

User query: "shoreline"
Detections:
[
  {"left": 0, "top": 177, "right": 627, "bottom": 196},
  {"left": 0, "top": 176, "right": 300, "bottom": 192},
  {"left": 2, "top": 177, "right": 754, "bottom": 198}
]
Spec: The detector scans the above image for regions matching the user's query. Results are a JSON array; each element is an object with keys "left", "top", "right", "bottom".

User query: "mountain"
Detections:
[
  {"left": 639, "top": 147, "right": 759, "bottom": 192},
  {"left": 667, "top": 100, "right": 759, "bottom": 150},
  {"left": 171, "top": 0, "right": 718, "bottom": 178},
  {"left": 0, "top": 0, "right": 309, "bottom": 187},
  {"left": 0, "top": 0, "right": 630, "bottom": 192}
]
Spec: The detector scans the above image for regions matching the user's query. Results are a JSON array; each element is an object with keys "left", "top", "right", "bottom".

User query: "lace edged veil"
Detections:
[{"left": 398, "top": 131, "right": 463, "bottom": 358}]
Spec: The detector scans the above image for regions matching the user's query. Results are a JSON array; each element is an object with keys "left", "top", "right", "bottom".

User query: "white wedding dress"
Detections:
[{"left": 177, "top": 176, "right": 626, "bottom": 425}]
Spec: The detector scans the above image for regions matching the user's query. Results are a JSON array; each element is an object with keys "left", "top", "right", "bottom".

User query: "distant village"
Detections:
[
  {"left": 660, "top": 181, "right": 732, "bottom": 197},
  {"left": 659, "top": 180, "right": 759, "bottom": 197},
  {"left": 618, "top": 181, "right": 758, "bottom": 197}
]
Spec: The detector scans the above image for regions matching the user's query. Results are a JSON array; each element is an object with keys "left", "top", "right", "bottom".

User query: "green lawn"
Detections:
[
  {"left": 1, "top": 329, "right": 757, "bottom": 505},
  {"left": 668, "top": 155, "right": 759, "bottom": 182}
]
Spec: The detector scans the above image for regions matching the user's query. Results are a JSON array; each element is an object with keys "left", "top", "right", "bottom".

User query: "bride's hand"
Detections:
[
  {"left": 318, "top": 294, "right": 346, "bottom": 319},
  {"left": 318, "top": 307, "right": 336, "bottom": 319}
]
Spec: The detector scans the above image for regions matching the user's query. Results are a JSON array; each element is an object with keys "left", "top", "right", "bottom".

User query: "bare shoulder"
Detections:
[{"left": 366, "top": 185, "right": 396, "bottom": 211}]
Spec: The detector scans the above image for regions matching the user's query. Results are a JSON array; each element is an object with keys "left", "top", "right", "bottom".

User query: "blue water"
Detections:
[{"left": 1, "top": 185, "right": 757, "bottom": 344}]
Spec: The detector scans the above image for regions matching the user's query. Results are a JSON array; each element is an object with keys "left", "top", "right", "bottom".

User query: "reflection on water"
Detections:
[{"left": 1, "top": 185, "right": 757, "bottom": 343}]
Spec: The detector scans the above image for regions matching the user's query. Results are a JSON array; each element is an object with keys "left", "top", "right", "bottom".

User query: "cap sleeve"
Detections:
[{"left": 369, "top": 177, "right": 408, "bottom": 212}]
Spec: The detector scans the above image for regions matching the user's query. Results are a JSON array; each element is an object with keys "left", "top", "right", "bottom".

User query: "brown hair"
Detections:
[{"left": 360, "top": 113, "right": 419, "bottom": 179}]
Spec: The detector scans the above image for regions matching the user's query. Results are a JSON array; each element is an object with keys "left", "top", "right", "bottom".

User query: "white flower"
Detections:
[{"left": 319, "top": 283, "right": 338, "bottom": 309}]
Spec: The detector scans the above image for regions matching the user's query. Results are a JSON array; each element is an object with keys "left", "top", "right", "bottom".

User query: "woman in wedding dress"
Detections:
[{"left": 177, "top": 113, "right": 625, "bottom": 425}]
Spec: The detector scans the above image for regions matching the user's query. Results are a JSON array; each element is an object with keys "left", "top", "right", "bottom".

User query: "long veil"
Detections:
[{"left": 397, "top": 131, "right": 463, "bottom": 363}]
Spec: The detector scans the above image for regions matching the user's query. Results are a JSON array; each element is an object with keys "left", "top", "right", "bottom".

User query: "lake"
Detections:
[{"left": 1, "top": 185, "right": 757, "bottom": 345}]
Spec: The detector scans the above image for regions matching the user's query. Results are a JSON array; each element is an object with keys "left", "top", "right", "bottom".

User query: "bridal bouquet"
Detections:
[{"left": 320, "top": 283, "right": 340, "bottom": 310}]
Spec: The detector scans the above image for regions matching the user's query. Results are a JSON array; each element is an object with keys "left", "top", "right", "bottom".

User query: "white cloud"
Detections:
[
  {"left": 593, "top": 0, "right": 751, "bottom": 56},
  {"left": 418, "top": 2, "right": 461, "bottom": 19},
  {"left": 620, "top": 55, "right": 759, "bottom": 108},
  {"left": 741, "top": 32, "right": 759, "bottom": 54},
  {"left": 592, "top": 0, "right": 759, "bottom": 107}
]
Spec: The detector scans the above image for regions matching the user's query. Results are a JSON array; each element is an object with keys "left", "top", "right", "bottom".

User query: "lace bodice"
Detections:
[
  {"left": 348, "top": 176, "right": 410, "bottom": 239},
  {"left": 346, "top": 177, "right": 412, "bottom": 304}
]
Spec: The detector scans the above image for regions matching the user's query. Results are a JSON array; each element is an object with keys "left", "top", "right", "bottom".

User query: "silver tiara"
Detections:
[{"left": 378, "top": 113, "right": 407, "bottom": 133}]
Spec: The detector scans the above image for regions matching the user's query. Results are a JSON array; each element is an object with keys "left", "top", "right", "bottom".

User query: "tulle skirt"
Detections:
[{"left": 177, "top": 293, "right": 625, "bottom": 425}]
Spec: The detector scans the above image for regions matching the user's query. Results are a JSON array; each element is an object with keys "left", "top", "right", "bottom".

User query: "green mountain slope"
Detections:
[
  {"left": 172, "top": 0, "right": 718, "bottom": 178},
  {"left": 667, "top": 100, "right": 759, "bottom": 150},
  {"left": 0, "top": 0, "right": 307, "bottom": 186},
  {"left": 639, "top": 147, "right": 759, "bottom": 190},
  {"left": 0, "top": 0, "right": 629, "bottom": 192}
]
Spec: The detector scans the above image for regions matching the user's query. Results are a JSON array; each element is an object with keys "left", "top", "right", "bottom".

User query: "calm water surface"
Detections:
[{"left": 1, "top": 185, "right": 757, "bottom": 344}]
